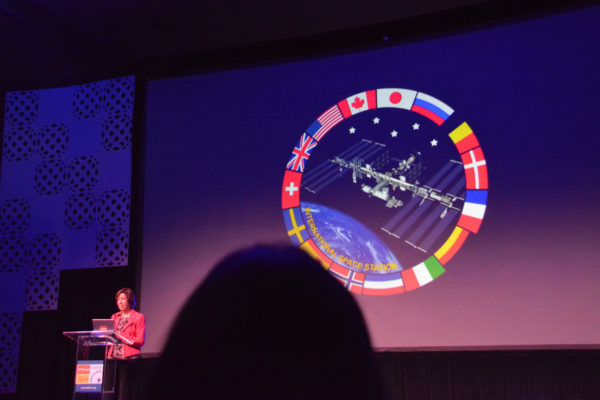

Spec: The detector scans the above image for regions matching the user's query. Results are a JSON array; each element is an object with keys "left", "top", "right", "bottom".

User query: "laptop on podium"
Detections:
[{"left": 91, "top": 318, "right": 113, "bottom": 332}]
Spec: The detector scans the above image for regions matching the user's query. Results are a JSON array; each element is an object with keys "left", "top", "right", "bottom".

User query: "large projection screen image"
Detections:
[{"left": 141, "top": 5, "right": 600, "bottom": 353}]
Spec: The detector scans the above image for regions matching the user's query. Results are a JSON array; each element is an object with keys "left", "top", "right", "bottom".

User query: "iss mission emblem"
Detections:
[{"left": 281, "top": 89, "right": 488, "bottom": 295}]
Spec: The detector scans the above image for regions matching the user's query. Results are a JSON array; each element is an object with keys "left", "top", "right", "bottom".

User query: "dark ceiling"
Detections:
[{"left": 0, "top": 0, "right": 595, "bottom": 91}]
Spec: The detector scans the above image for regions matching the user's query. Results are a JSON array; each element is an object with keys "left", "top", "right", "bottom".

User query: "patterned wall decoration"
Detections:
[
  {"left": 0, "top": 312, "right": 22, "bottom": 393},
  {"left": 0, "top": 76, "right": 134, "bottom": 393}
]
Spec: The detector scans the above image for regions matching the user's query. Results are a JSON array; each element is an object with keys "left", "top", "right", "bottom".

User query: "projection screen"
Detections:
[{"left": 140, "top": 5, "right": 600, "bottom": 353}]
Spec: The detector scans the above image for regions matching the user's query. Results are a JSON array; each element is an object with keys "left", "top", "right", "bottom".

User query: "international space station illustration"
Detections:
[{"left": 301, "top": 139, "right": 466, "bottom": 253}]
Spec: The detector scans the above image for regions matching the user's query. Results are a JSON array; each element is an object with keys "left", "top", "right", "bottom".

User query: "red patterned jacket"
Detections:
[{"left": 108, "top": 309, "right": 145, "bottom": 358}]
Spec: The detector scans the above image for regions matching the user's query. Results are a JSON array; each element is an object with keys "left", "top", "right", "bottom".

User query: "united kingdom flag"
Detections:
[{"left": 286, "top": 133, "right": 317, "bottom": 172}]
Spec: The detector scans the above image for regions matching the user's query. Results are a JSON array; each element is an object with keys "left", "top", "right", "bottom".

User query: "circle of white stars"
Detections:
[{"left": 346, "top": 118, "right": 435, "bottom": 145}]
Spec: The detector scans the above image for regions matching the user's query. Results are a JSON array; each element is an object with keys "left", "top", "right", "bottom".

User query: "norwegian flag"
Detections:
[
  {"left": 329, "top": 263, "right": 365, "bottom": 293},
  {"left": 287, "top": 133, "right": 317, "bottom": 172},
  {"left": 461, "top": 147, "right": 488, "bottom": 189}
]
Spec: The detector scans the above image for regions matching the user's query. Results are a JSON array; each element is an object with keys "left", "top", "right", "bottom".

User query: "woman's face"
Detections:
[{"left": 117, "top": 293, "right": 131, "bottom": 313}]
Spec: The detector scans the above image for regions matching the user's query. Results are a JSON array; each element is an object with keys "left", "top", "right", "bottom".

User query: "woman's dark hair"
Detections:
[
  {"left": 150, "top": 245, "right": 382, "bottom": 400},
  {"left": 115, "top": 287, "right": 136, "bottom": 308}
]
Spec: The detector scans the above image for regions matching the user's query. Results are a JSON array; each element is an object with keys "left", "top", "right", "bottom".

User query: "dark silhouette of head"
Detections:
[{"left": 150, "top": 244, "right": 382, "bottom": 400}]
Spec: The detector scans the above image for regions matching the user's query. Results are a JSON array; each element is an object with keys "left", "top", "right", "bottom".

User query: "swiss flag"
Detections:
[{"left": 282, "top": 170, "right": 302, "bottom": 209}]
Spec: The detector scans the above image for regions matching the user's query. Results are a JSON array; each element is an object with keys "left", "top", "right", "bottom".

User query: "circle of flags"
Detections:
[{"left": 281, "top": 88, "right": 488, "bottom": 295}]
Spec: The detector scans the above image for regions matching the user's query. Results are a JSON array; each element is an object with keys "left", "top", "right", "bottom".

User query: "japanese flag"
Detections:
[{"left": 377, "top": 88, "right": 417, "bottom": 110}]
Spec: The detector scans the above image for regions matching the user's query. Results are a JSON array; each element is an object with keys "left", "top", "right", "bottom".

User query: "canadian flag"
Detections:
[{"left": 337, "top": 90, "right": 377, "bottom": 118}]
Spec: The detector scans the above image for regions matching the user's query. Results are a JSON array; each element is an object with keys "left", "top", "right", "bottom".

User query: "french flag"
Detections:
[
  {"left": 411, "top": 92, "right": 454, "bottom": 126},
  {"left": 458, "top": 190, "right": 487, "bottom": 234}
]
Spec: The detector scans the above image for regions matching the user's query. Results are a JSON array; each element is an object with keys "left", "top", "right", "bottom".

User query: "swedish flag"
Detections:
[{"left": 283, "top": 207, "right": 309, "bottom": 245}]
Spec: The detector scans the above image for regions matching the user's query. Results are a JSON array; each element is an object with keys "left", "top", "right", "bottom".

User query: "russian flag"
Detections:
[
  {"left": 362, "top": 273, "right": 404, "bottom": 295},
  {"left": 411, "top": 92, "right": 454, "bottom": 126},
  {"left": 458, "top": 190, "right": 487, "bottom": 234},
  {"left": 402, "top": 257, "right": 445, "bottom": 291}
]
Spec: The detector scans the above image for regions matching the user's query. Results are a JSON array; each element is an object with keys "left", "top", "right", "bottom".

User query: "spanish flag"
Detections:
[
  {"left": 300, "top": 239, "right": 332, "bottom": 270},
  {"left": 435, "top": 226, "right": 470, "bottom": 265}
]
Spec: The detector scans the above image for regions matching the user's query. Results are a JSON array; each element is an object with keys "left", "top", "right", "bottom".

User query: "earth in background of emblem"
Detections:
[{"left": 302, "top": 201, "right": 402, "bottom": 273}]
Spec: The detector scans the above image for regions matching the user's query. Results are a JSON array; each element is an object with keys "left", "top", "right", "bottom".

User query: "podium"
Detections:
[{"left": 63, "top": 330, "right": 122, "bottom": 400}]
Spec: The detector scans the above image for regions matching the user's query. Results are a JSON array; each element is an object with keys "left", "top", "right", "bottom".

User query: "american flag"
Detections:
[{"left": 306, "top": 105, "right": 344, "bottom": 142}]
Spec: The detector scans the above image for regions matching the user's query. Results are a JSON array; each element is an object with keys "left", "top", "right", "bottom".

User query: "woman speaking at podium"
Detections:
[
  {"left": 110, "top": 288, "right": 145, "bottom": 358},
  {"left": 109, "top": 288, "right": 145, "bottom": 400}
]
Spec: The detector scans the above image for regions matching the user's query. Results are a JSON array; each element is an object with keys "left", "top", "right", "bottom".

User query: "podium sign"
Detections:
[
  {"left": 75, "top": 360, "right": 104, "bottom": 392},
  {"left": 63, "top": 330, "right": 121, "bottom": 400}
]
